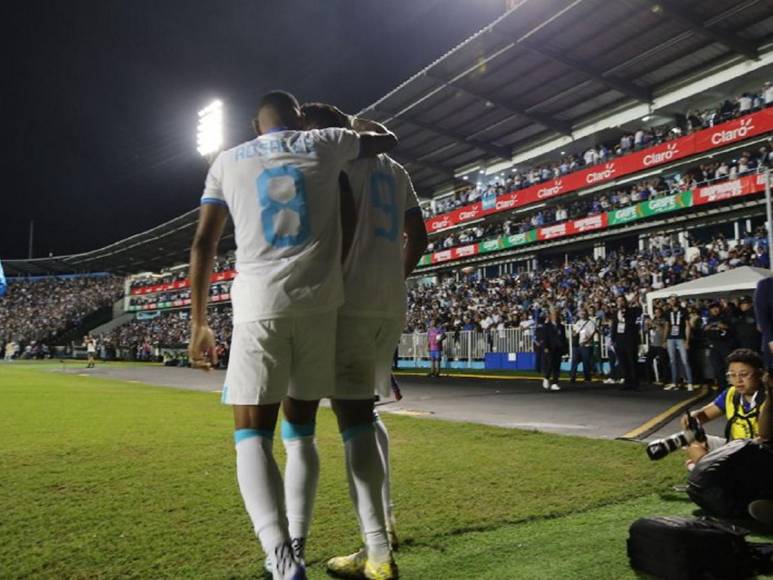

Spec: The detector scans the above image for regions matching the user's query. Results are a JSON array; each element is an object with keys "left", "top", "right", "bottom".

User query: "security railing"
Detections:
[{"left": 398, "top": 324, "right": 623, "bottom": 364}]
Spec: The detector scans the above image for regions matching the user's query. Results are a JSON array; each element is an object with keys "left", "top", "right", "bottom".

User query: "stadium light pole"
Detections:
[
  {"left": 197, "top": 100, "right": 224, "bottom": 163},
  {"left": 766, "top": 168, "right": 773, "bottom": 272}
]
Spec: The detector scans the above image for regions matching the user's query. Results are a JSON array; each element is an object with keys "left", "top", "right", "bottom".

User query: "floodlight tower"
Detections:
[{"left": 197, "top": 100, "right": 224, "bottom": 163}]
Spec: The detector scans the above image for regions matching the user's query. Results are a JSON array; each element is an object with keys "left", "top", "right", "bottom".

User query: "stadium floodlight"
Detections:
[{"left": 197, "top": 100, "right": 224, "bottom": 157}]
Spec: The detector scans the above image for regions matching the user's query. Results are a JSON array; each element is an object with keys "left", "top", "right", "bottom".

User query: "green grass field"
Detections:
[{"left": 0, "top": 362, "right": 752, "bottom": 579}]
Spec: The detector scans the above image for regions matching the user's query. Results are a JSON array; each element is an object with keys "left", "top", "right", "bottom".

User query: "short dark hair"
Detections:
[
  {"left": 301, "top": 102, "right": 349, "bottom": 129},
  {"left": 726, "top": 348, "right": 764, "bottom": 369},
  {"left": 257, "top": 90, "right": 300, "bottom": 119}
]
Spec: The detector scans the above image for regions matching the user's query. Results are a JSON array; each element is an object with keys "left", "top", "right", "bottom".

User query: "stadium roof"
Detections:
[
  {"left": 359, "top": 0, "right": 773, "bottom": 196},
  {"left": 7, "top": 0, "right": 773, "bottom": 276},
  {"left": 3, "top": 211, "right": 235, "bottom": 277}
]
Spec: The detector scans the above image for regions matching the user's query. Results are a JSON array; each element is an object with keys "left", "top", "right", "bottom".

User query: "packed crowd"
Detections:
[
  {"left": 105, "top": 306, "right": 232, "bottom": 365},
  {"left": 423, "top": 83, "right": 773, "bottom": 218},
  {"left": 407, "top": 232, "right": 769, "bottom": 335},
  {"left": 426, "top": 143, "right": 773, "bottom": 253},
  {"left": 0, "top": 276, "right": 124, "bottom": 346}
]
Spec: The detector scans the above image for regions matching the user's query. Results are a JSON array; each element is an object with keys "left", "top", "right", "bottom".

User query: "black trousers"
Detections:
[
  {"left": 645, "top": 346, "right": 669, "bottom": 384},
  {"left": 542, "top": 349, "right": 562, "bottom": 383},
  {"left": 614, "top": 340, "right": 639, "bottom": 390},
  {"left": 709, "top": 343, "right": 732, "bottom": 389},
  {"left": 570, "top": 345, "right": 592, "bottom": 381}
]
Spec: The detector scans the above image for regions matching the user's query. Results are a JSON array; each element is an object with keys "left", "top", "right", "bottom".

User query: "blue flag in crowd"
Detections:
[{"left": 0, "top": 259, "right": 6, "bottom": 297}]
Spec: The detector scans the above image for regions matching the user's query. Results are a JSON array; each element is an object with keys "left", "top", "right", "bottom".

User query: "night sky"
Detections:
[{"left": 2, "top": 0, "right": 505, "bottom": 259}]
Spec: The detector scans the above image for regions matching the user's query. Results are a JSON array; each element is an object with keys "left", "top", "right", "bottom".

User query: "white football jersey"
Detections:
[
  {"left": 341, "top": 155, "right": 419, "bottom": 317},
  {"left": 201, "top": 128, "right": 360, "bottom": 323}
]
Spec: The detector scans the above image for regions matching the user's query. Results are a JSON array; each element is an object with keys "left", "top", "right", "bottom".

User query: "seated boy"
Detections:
[{"left": 681, "top": 348, "right": 767, "bottom": 466}]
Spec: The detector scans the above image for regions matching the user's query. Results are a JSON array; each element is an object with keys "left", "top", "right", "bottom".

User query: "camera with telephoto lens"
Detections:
[{"left": 646, "top": 411, "right": 706, "bottom": 461}]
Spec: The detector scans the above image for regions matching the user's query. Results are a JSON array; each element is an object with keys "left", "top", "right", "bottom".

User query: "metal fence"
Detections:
[{"left": 398, "top": 324, "right": 618, "bottom": 364}]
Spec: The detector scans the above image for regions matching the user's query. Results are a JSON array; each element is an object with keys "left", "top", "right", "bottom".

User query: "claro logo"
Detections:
[
  {"left": 537, "top": 180, "right": 564, "bottom": 199},
  {"left": 585, "top": 163, "right": 616, "bottom": 184},
  {"left": 495, "top": 197, "right": 517, "bottom": 210},
  {"left": 430, "top": 218, "right": 452, "bottom": 231},
  {"left": 711, "top": 118, "right": 754, "bottom": 145},
  {"left": 643, "top": 143, "right": 678, "bottom": 166},
  {"left": 458, "top": 208, "right": 480, "bottom": 221}
]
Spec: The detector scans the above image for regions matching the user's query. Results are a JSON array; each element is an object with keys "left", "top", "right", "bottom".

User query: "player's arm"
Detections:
[
  {"left": 339, "top": 172, "right": 356, "bottom": 263},
  {"left": 358, "top": 130, "right": 398, "bottom": 158},
  {"left": 350, "top": 116, "right": 389, "bottom": 135},
  {"left": 189, "top": 203, "right": 228, "bottom": 370},
  {"left": 403, "top": 207, "right": 428, "bottom": 278}
]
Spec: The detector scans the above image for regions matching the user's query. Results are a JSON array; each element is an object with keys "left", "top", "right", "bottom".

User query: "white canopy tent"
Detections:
[{"left": 646, "top": 266, "right": 772, "bottom": 313}]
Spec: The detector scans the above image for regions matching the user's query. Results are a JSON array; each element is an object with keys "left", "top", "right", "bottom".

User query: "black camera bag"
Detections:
[
  {"left": 687, "top": 439, "right": 773, "bottom": 517},
  {"left": 627, "top": 516, "right": 773, "bottom": 579}
]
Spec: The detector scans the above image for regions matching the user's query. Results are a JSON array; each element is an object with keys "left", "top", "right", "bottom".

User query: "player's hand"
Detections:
[
  {"left": 767, "top": 341, "right": 773, "bottom": 356},
  {"left": 189, "top": 324, "right": 218, "bottom": 371}
]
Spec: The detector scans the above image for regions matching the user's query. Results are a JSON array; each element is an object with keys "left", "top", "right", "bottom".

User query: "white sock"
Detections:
[
  {"left": 281, "top": 421, "right": 319, "bottom": 544},
  {"left": 373, "top": 414, "right": 394, "bottom": 527},
  {"left": 343, "top": 423, "right": 391, "bottom": 564},
  {"left": 234, "top": 429, "right": 289, "bottom": 557}
]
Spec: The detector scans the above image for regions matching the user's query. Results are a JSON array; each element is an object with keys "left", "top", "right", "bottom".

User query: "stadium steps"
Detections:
[
  {"left": 51, "top": 305, "right": 115, "bottom": 346},
  {"left": 88, "top": 311, "right": 135, "bottom": 337}
]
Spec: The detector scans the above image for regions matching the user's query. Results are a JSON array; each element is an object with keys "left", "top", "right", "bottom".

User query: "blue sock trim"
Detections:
[
  {"left": 281, "top": 420, "right": 316, "bottom": 440},
  {"left": 234, "top": 428, "right": 274, "bottom": 444},
  {"left": 341, "top": 422, "right": 375, "bottom": 442}
]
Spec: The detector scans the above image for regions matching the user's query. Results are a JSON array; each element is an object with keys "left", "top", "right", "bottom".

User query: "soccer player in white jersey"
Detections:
[
  {"left": 188, "top": 91, "right": 397, "bottom": 580},
  {"left": 302, "top": 103, "right": 428, "bottom": 580}
]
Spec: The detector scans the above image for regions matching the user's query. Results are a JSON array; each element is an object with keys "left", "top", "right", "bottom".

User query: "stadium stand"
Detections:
[
  {"left": 421, "top": 85, "right": 773, "bottom": 219},
  {"left": 0, "top": 275, "right": 124, "bottom": 357}
]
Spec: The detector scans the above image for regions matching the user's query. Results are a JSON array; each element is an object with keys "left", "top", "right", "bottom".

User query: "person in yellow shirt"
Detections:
[{"left": 681, "top": 348, "right": 766, "bottom": 465}]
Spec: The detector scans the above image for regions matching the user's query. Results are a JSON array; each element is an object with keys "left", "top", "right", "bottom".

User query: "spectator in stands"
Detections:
[
  {"left": 665, "top": 294, "right": 695, "bottom": 391},
  {"left": 537, "top": 309, "right": 566, "bottom": 392},
  {"left": 569, "top": 307, "right": 595, "bottom": 384},
  {"left": 612, "top": 295, "right": 641, "bottom": 391}
]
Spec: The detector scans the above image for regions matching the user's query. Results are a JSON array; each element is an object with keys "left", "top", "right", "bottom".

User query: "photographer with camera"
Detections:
[{"left": 680, "top": 348, "right": 767, "bottom": 466}]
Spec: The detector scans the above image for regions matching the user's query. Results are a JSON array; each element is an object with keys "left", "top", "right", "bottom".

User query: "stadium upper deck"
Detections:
[{"left": 4, "top": 0, "right": 773, "bottom": 278}]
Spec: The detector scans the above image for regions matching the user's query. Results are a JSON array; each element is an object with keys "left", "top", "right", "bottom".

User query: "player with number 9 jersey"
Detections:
[{"left": 335, "top": 154, "right": 420, "bottom": 399}]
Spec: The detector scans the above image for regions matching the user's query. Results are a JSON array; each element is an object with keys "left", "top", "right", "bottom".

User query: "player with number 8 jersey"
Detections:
[{"left": 190, "top": 92, "right": 398, "bottom": 580}]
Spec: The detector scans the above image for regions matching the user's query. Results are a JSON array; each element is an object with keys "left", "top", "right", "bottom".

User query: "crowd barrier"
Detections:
[{"left": 398, "top": 326, "right": 614, "bottom": 368}]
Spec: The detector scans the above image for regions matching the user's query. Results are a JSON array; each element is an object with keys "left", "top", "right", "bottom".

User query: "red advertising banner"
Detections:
[
  {"left": 130, "top": 269, "right": 236, "bottom": 296},
  {"left": 693, "top": 111, "right": 773, "bottom": 153},
  {"left": 423, "top": 109, "right": 773, "bottom": 234},
  {"left": 571, "top": 213, "right": 608, "bottom": 234},
  {"left": 693, "top": 173, "right": 767, "bottom": 206}
]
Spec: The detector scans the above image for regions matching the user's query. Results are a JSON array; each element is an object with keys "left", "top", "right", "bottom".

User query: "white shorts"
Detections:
[
  {"left": 222, "top": 309, "right": 337, "bottom": 406},
  {"left": 704, "top": 435, "right": 726, "bottom": 452},
  {"left": 334, "top": 315, "right": 403, "bottom": 400}
]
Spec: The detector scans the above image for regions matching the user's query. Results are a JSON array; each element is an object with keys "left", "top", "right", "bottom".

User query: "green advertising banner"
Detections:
[
  {"left": 640, "top": 190, "right": 693, "bottom": 218},
  {"left": 479, "top": 238, "right": 504, "bottom": 254},
  {"left": 608, "top": 190, "right": 693, "bottom": 225},
  {"left": 502, "top": 230, "right": 537, "bottom": 248},
  {"left": 608, "top": 204, "right": 641, "bottom": 226}
]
